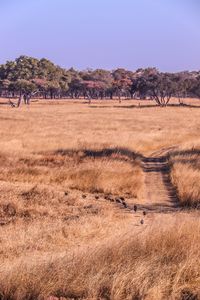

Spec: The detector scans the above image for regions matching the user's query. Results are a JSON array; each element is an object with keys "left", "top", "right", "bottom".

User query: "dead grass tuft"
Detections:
[{"left": 170, "top": 146, "right": 200, "bottom": 207}]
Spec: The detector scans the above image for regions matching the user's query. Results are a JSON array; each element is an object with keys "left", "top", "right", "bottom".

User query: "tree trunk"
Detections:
[{"left": 17, "top": 95, "right": 23, "bottom": 107}]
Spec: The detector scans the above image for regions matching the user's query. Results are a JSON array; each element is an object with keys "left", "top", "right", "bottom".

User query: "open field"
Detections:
[{"left": 0, "top": 98, "right": 200, "bottom": 299}]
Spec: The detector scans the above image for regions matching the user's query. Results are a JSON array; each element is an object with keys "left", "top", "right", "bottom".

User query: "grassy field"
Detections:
[
  {"left": 170, "top": 145, "right": 200, "bottom": 208},
  {"left": 0, "top": 98, "right": 200, "bottom": 299}
]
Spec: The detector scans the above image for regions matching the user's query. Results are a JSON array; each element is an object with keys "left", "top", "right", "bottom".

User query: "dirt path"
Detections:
[
  {"left": 139, "top": 147, "right": 179, "bottom": 213},
  {"left": 115, "top": 147, "right": 181, "bottom": 226}
]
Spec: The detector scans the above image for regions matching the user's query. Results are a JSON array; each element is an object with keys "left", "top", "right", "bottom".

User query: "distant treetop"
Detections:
[{"left": 0, "top": 55, "right": 200, "bottom": 106}]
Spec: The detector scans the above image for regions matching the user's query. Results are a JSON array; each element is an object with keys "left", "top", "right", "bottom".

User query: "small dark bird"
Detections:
[
  {"left": 140, "top": 219, "right": 144, "bottom": 225},
  {"left": 133, "top": 205, "right": 138, "bottom": 212},
  {"left": 105, "top": 195, "right": 113, "bottom": 201},
  {"left": 116, "top": 198, "right": 121, "bottom": 204},
  {"left": 95, "top": 195, "right": 99, "bottom": 200},
  {"left": 122, "top": 201, "right": 127, "bottom": 208},
  {"left": 143, "top": 211, "right": 147, "bottom": 216},
  {"left": 82, "top": 194, "right": 87, "bottom": 199}
]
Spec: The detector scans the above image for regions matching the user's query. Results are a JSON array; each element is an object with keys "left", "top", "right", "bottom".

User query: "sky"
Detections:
[{"left": 0, "top": 0, "right": 200, "bottom": 71}]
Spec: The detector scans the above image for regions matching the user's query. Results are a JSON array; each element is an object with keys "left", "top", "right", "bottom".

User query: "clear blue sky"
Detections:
[{"left": 0, "top": 0, "right": 200, "bottom": 71}]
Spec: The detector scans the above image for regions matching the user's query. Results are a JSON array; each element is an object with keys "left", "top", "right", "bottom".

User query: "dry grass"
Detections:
[
  {"left": 0, "top": 98, "right": 200, "bottom": 299},
  {"left": 0, "top": 98, "right": 200, "bottom": 155},
  {"left": 0, "top": 148, "right": 143, "bottom": 197},
  {"left": 170, "top": 145, "right": 200, "bottom": 207},
  {"left": 0, "top": 214, "right": 199, "bottom": 300}
]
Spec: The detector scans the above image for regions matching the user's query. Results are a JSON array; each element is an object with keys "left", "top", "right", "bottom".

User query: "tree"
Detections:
[
  {"left": 131, "top": 69, "right": 178, "bottom": 106},
  {"left": 0, "top": 55, "right": 200, "bottom": 106},
  {"left": 186, "top": 74, "right": 200, "bottom": 98},
  {"left": 112, "top": 69, "right": 133, "bottom": 101}
]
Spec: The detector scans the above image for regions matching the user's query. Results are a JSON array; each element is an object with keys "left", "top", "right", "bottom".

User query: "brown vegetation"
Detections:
[
  {"left": 0, "top": 99, "right": 200, "bottom": 299},
  {"left": 0, "top": 214, "right": 199, "bottom": 300},
  {"left": 170, "top": 145, "right": 200, "bottom": 208},
  {"left": 0, "top": 148, "right": 142, "bottom": 197}
]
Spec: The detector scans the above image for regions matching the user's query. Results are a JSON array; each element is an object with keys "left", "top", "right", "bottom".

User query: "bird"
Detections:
[
  {"left": 105, "top": 195, "right": 113, "bottom": 202},
  {"left": 143, "top": 211, "right": 147, "bottom": 216},
  {"left": 133, "top": 205, "right": 138, "bottom": 212},
  {"left": 122, "top": 201, "right": 127, "bottom": 208},
  {"left": 140, "top": 219, "right": 144, "bottom": 225},
  {"left": 116, "top": 198, "right": 121, "bottom": 204}
]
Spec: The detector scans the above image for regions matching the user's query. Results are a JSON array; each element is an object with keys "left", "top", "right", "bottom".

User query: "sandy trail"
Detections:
[
  {"left": 141, "top": 147, "right": 179, "bottom": 212},
  {"left": 123, "top": 147, "right": 180, "bottom": 225}
]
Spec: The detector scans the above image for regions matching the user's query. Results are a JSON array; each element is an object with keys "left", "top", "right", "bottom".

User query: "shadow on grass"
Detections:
[
  {"left": 170, "top": 148, "right": 200, "bottom": 158},
  {"left": 54, "top": 147, "right": 143, "bottom": 164},
  {"left": 90, "top": 103, "right": 200, "bottom": 109}
]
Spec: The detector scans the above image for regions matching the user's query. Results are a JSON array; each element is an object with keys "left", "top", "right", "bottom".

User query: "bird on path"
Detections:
[
  {"left": 140, "top": 219, "right": 144, "bottom": 225},
  {"left": 105, "top": 195, "right": 111, "bottom": 200},
  {"left": 133, "top": 205, "right": 138, "bottom": 212},
  {"left": 115, "top": 198, "right": 121, "bottom": 204},
  {"left": 122, "top": 201, "right": 127, "bottom": 208}
]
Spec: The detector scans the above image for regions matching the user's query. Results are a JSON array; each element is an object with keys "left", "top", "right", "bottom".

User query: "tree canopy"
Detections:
[{"left": 0, "top": 55, "right": 200, "bottom": 106}]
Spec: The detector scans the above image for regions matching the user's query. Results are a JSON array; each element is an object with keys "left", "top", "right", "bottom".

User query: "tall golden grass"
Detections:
[
  {"left": 0, "top": 148, "right": 143, "bottom": 198},
  {"left": 0, "top": 214, "right": 199, "bottom": 299},
  {"left": 170, "top": 145, "right": 200, "bottom": 207},
  {"left": 0, "top": 98, "right": 200, "bottom": 299}
]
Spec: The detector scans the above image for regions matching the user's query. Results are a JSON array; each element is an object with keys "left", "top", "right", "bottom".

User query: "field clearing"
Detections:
[
  {"left": 0, "top": 97, "right": 200, "bottom": 155},
  {"left": 0, "top": 98, "right": 200, "bottom": 299}
]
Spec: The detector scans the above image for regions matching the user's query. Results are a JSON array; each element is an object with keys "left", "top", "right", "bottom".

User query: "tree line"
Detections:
[{"left": 0, "top": 55, "right": 200, "bottom": 106}]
